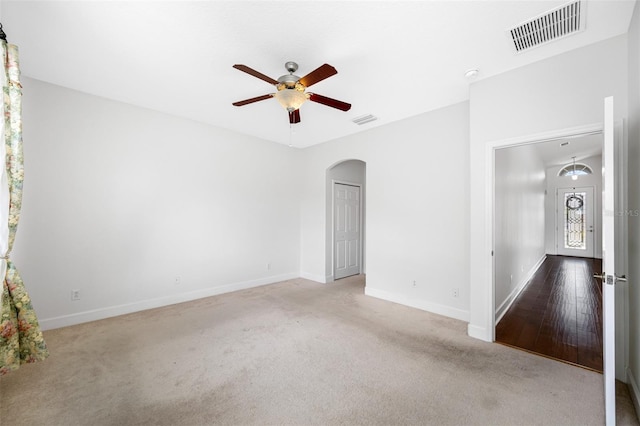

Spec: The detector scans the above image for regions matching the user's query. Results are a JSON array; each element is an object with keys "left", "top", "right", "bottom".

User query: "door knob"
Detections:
[
  {"left": 593, "top": 272, "right": 628, "bottom": 284},
  {"left": 594, "top": 272, "right": 614, "bottom": 285}
]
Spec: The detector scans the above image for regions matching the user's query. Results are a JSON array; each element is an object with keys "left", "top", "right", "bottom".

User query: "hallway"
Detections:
[{"left": 496, "top": 255, "right": 603, "bottom": 371}]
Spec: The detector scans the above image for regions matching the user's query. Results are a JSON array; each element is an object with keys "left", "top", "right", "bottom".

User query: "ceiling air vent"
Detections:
[
  {"left": 509, "top": 1, "right": 584, "bottom": 53},
  {"left": 352, "top": 114, "right": 377, "bottom": 126}
]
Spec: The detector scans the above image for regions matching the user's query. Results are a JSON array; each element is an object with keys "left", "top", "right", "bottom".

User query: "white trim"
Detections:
[
  {"left": 495, "top": 254, "right": 546, "bottom": 324},
  {"left": 467, "top": 324, "right": 492, "bottom": 342},
  {"left": 39, "top": 272, "right": 298, "bottom": 330},
  {"left": 617, "top": 119, "right": 630, "bottom": 381},
  {"left": 486, "top": 138, "right": 496, "bottom": 341},
  {"left": 365, "top": 287, "right": 470, "bottom": 322},
  {"left": 626, "top": 368, "right": 640, "bottom": 421},
  {"left": 300, "top": 272, "right": 330, "bottom": 283},
  {"left": 488, "top": 124, "right": 603, "bottom": 150}
]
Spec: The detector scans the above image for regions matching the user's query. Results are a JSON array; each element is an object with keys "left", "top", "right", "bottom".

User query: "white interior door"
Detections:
[
  {"left": 556, "top": 186, "right": 595, "bottom": 257},
  {"left": 601, "top": 96, "right": 623, "bottom": 426},
  {"left": 334, "top": 183, "right": 361, "bottom": 280}
]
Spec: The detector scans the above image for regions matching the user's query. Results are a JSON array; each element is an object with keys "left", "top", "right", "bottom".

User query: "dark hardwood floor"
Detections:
[{"left": 495, "top": 255, "right": 603, "bottom": 371}]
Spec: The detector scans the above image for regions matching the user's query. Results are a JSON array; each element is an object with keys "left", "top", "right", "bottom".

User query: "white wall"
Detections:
[
  {"left": 626, "top": 0, "right": 640, "bottom": 413},
  {"left": 300, "top": 102, "right": 470, "bottom": 321},
  {"left": 18, "top": 83, "right": 470, "bottom": 328},
  {"left": 468, "top": 35, "right": 629, "bottom": 341},
  {"left": 13, "top": 77, "right": 301, "bottom": 329},
  {"left": 494, "top": 144, "right": 546, "bottom": 320},
  {"left": 544, "top": 155, "right": 603, "bottom": 258},
  {"left": 325, "top": 160, "right": 366, "bottom": 279}
]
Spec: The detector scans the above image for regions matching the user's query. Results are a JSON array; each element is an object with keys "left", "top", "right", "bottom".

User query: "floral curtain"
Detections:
[{"left": 0, "top": 40, "right": 48, "bottom": 376}]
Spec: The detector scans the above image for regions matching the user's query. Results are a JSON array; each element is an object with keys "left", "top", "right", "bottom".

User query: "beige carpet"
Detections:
[{"left": 0, "top": 275, "right": 638, "bottom": 425}]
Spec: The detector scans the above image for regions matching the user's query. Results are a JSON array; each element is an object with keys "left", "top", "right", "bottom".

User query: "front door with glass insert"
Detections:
[{"left": 556, "top": 186, "right": 594, "bottom": 257}]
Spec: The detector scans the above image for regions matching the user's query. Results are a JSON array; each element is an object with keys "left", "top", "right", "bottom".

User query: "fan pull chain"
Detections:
[{"left": 289, "top": 123, "right": 293, "bottom": 147}]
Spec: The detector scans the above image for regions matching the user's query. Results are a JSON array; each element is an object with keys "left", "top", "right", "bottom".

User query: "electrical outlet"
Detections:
[
  {"left": 175, "top": 276, "right": 181, "bottom": 285},
  {"left": 412, "top": 280, "right": 417, "bottom": 287},
  {"left": 267, "top": 263, "right": 271, "bottom": 270},
  {"left": 71, "top": 290, "right": 80, "bottom": 301},
  {"left": 453, "top": 288, "right": 459, "bottom": 298}
]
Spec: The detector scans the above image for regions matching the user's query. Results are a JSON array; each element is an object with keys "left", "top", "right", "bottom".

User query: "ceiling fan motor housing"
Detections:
[
  {"left": 277, "top": 74, "right": 302, "bottom": 89},
  {"left": 277, "top": 61, "right": 304, "bottom": 89}
]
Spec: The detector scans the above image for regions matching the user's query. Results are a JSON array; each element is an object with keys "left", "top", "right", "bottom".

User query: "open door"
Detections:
[{"left": 599, "top": 96, "right": 625, "bottom": 425}]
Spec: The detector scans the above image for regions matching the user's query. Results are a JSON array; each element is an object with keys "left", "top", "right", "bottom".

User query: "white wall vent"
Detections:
[
  {"left": 352, "top": 114, "right": 377, "bottom": 125},
  {"left": 509, "top": 1, "right": 585, "bottom": 53}
]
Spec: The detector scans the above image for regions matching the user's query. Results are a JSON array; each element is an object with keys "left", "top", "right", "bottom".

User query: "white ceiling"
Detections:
[
  {"left": 1, "top": 0, "right": 636, "bottom": 148},
  {"left": 534, "top": 133, "right": 603, "bottom": 167}
]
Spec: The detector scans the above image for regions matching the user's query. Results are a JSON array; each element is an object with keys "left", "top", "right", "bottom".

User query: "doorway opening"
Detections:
[{"left": 493, "top": 134, "right": 604, "bottom": 370}]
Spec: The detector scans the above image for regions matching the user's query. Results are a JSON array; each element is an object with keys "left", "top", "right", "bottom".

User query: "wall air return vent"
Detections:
[
  {"left": 352, "top": 114, "right": 378, "bottom": 126},
  {"left": 509, "top": 1, "right": 584, "bottom": 53}
]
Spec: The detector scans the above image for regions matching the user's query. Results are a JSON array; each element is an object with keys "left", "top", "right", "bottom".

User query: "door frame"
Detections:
[
  {"left": 485, "top": 123, "right": 603, "bottom": 342},
  {"left": 484, "top": 121, "right": 628, "bottom": 376},
  {"left": 614, "top": 118, "right": 629, "bottom": 382},
  {"left": 331, "top": 180, "right": 363, "bottom": 280}
]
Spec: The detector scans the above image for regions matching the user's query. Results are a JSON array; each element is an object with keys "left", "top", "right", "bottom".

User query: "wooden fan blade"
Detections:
[
  {"left": 299, "top": 64, "right": 337, "bottom": 88},
  {"left": 289, "top": 109, "right": 301, "bottom": 124},
  {"left": 308, "top": 93, "right": 351, "bottom": 111},
  {"left": 233, "top": 64, "right": 278, "bottom": 85},
  {"left": 232, "top": 94, "right": 273, "bottom": 106}
]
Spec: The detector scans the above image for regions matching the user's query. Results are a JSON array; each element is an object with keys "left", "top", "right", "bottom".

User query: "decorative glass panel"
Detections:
[{"left": 564, "top": 192, "right": 586, "bottom": 250}]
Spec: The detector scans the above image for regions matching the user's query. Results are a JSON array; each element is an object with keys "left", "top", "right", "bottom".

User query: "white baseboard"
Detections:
[
  {"left": 627, "top": 367, "right": 640, "bottom": 421},
  {"left": 495, "top": 254, "right": 546, "bottom": 324},
  {"left": 364, "top": 287, "right": 469, "bottom": 322},
  {"left": 40, "top": 272, "right": 298, "bottom": 331},
  {"left": 467, "top": 323, "right": 493, "bottom": 342},
  {"left": 299, "top": 272, "right": 330, "bottom": 283}
]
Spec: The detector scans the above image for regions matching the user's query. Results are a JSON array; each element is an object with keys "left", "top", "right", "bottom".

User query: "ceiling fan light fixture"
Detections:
[
  {"left": 274, "top": 88, "right": 309, "bottom": 112},
  {"left": 232, "top": 61, "right": 350, "bottom": 122}
]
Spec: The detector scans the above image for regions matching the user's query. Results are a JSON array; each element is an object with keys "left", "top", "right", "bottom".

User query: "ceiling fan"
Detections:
[{"left": 232, "top": 61, "right": 351, "bottom": 124}]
